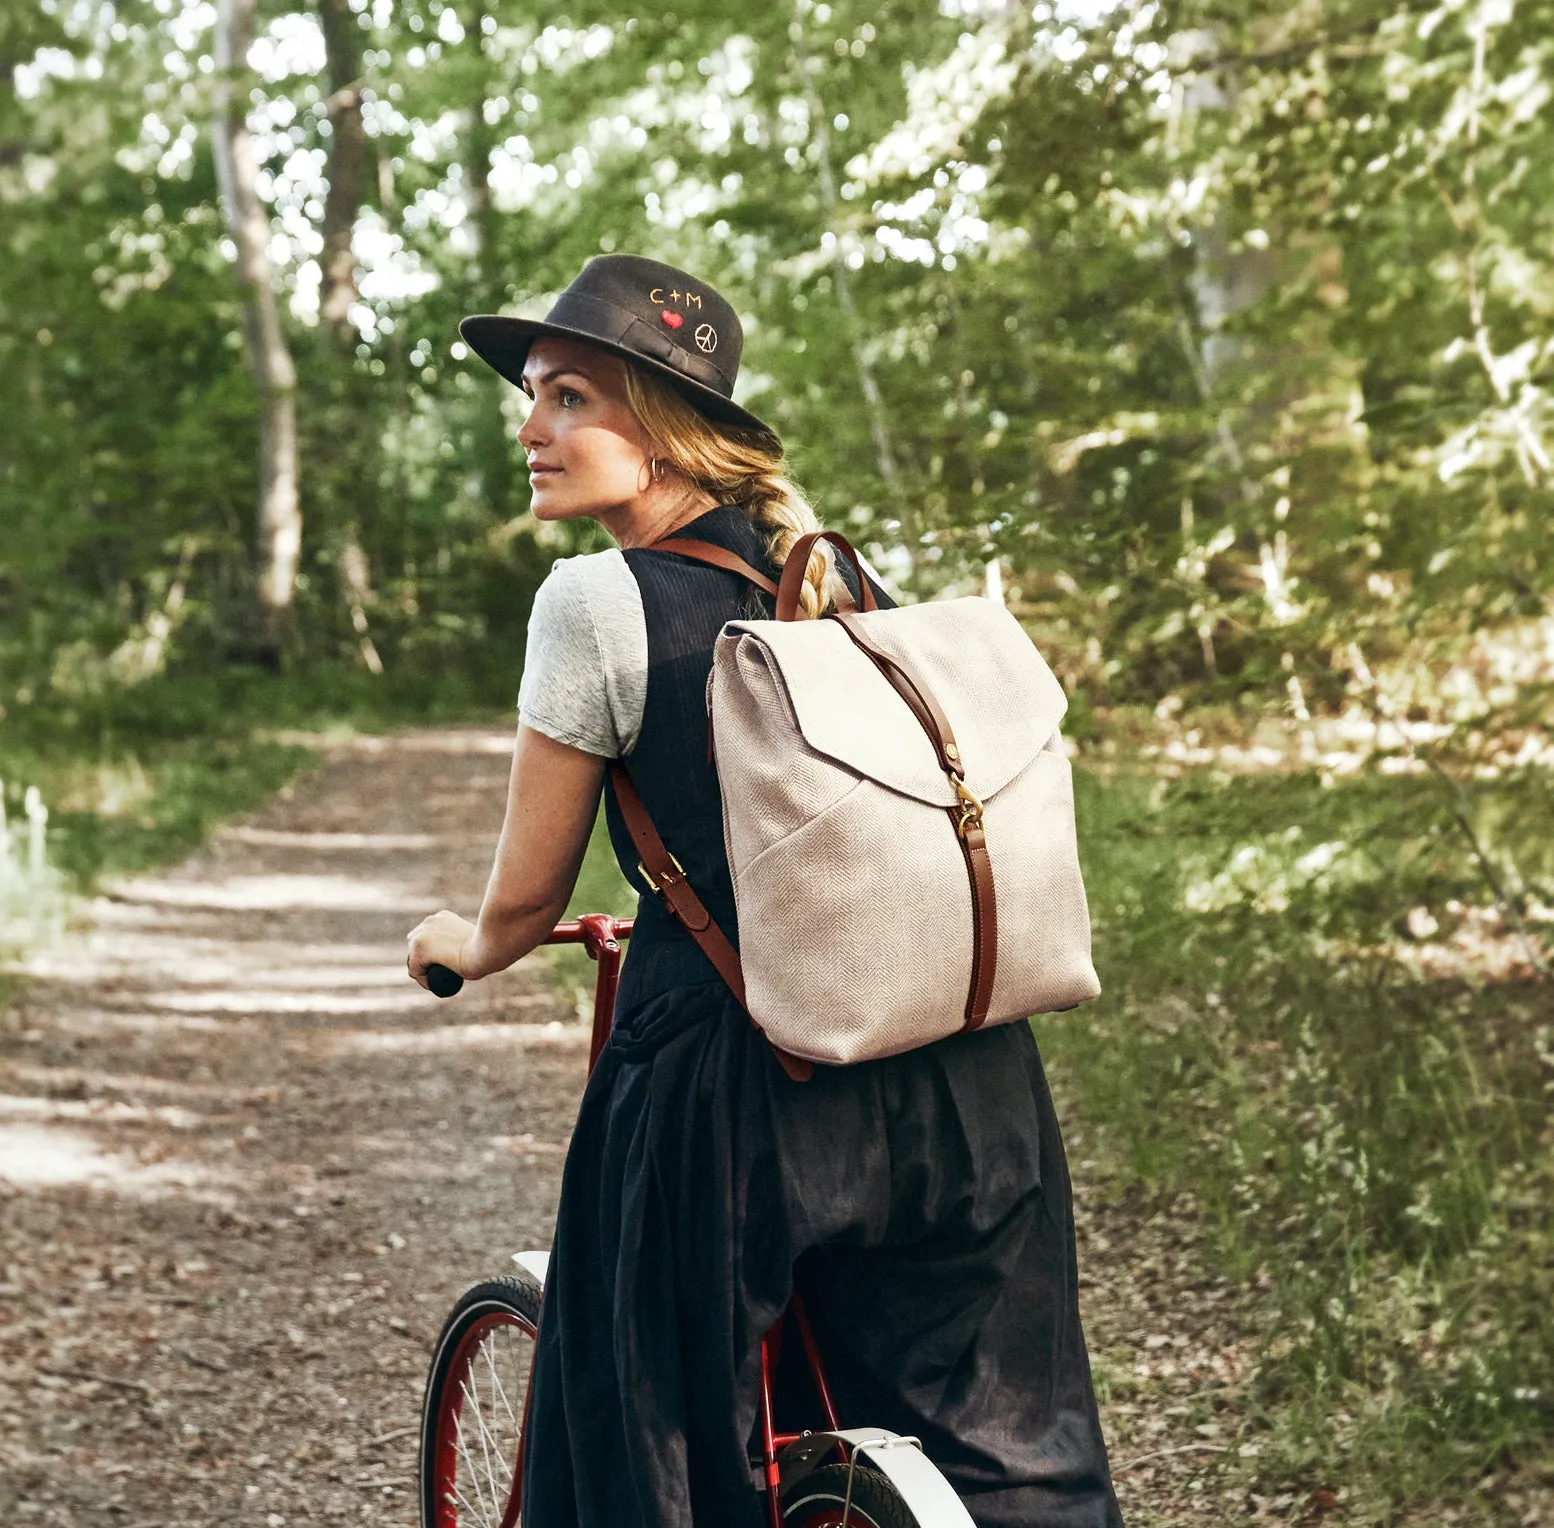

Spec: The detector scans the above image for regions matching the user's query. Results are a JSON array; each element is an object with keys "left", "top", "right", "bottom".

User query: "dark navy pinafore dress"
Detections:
[{"left": 520, "top": 506, "right": 1122, "bottom": 1528}]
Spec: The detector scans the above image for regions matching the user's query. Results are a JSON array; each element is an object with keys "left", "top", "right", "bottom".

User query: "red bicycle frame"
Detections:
[{"left": 522, "top": 915, "right": 844, "bottom": 1528}]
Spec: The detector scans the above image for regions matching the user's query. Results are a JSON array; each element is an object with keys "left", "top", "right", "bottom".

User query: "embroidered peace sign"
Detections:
[{"left": 694, "top": 323, "right": 719, "bottom": 354}]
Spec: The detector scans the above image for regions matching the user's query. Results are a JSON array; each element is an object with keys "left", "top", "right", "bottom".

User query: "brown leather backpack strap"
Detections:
[
  {"left": 645, "top": 537, "right": 782, "bottom": 597},
  {"left": 768, "top": 1046, "right": 814, "bottom": 1082},
  {"left": 832, "top": 611, "right": 960, "bottom": 776},
  {"left": 608, "top": 763, "right": 814, "bottom": 1079},
  {"left": 956, "top": 817, "right": 998, "bottom": 1030},
  {"left": 776, "top": 531, "right": 877, "bottom": 621},
  {"left": 608, "top": 762, "right": 746, "bottom": 1004},
  {"left": 830, "top": 612, "right": 998, "bottom": 1031}
]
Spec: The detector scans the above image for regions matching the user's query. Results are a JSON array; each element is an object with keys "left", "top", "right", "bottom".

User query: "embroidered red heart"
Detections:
[{"left": 661, "top": 310, "right": 683, "bottom": 329}]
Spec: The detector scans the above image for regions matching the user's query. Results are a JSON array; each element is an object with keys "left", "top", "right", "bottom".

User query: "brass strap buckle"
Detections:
[
  {"left": 951, "top": 775, "right": 985, "bottom": 839},
  {"left": 637, "top": 852, "right": 686, "bottom": 895}
]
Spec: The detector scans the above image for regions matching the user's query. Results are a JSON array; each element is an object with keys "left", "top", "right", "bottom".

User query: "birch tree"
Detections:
[
  {"left": 316, "top": 0, "right": 365, "bottom": 338},
  {"left": 314, "top": 0, "right": 382, "bottom": 674},
  {"left": 212, "top": 0, "right": 301, "bottom": 660}
]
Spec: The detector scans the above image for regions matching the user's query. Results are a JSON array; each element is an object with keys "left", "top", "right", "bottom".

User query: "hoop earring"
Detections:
[{"left": 649, "top": 457, "right": 664, "bottom": 482}]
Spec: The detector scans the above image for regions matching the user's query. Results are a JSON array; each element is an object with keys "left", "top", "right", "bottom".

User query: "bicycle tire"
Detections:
[
  {"left": 782, "top": 1460, "right": 920, "bottom": 1527},
  {"left": 419, "top": 1274, "right": 542, "bottom": 1528}
]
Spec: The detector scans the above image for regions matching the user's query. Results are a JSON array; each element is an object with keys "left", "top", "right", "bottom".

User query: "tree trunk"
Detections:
[
  {"left": 464, "top": 0, "right": 516, "bottom": 521},
  {"left": 1168, "top": 32, "right": 1287, "bottom": 629},
  {"left": 315, "top": 0, "right": 383, "bottom": 674},
  {"left": 316, "top": 0, "right": 365, "bottom": 339},
  {"left": 790, "top": 13, "right": 904, "bottom": 524},
  {"left": 212, "top": 0, "right": 301, "bottom": 659}
]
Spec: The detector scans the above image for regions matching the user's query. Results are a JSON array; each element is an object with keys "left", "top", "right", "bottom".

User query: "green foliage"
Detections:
[
  {"left": 1043, "top": 761, "right": 1552, "bottom": 1518},
  {"left": 6, "top": 0, "right": 1552, "bottom": 710}
]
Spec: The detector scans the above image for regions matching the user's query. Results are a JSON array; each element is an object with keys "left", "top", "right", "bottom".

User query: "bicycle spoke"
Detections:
[
  {"left": 489, "top": 1339, "right": 519, "bottom": 1470},
  {"left": 488, "top": 1339, "right": 500, "bottom": 1436},
  {"left": 471, "top": 1354, "right": 510, "bottom": 1510},
  {"left": 454, "top": 1397, "right": 496, "bottom": 1523},
  {"left": 450, "top": 1477, "right": 492, "bottom": 1528},
  {"left": 487, "top": 1327, "right": 524, "bottom": 1431},
  {"left": 460, "top": 1372, "right": 503, "bottom": 1519}
]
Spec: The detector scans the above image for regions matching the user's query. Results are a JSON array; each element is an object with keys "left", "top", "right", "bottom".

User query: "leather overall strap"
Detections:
[
  {"left": 651, "top": 532, "right": 883, "bottom": 623},
  {"left": 607, "top": 761, "right": 814, "bottom": 1082},
  {"left": 831, "top": 612, "right": 998, "bottom": 1031}
]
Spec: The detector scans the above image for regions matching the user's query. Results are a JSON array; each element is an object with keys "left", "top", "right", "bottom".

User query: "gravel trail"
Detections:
[{"left": 1, "top": 729, "right": 1248, "bottom": 1527}]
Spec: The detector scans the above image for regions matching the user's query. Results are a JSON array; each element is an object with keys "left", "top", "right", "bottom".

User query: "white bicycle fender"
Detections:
[
  {"left": 511, "top": 1250, "right": 550, "bottom": 1288},
  {"left": 794, "top": 1428, "right": 978, "bottom": 1528}
]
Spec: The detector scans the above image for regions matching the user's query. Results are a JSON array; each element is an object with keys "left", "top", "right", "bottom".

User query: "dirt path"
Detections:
[{"left": 1, "top": 729, "right": 1251, "bottom": 1527}]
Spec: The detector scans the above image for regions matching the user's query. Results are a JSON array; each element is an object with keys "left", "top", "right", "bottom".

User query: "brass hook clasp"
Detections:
[{"left": 951, "top": 775, "right": 984, "bottom": 839}]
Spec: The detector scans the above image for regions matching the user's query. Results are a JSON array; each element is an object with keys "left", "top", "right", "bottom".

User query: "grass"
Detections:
[
  {"left": 1037, "top": 760, "right": 1553, "bottom": 1523},
  {"left": 0, "top": 659, "right": 517, "bottom": 893},
  {"left": 13, "top": 739, "right": 316, "bottom": 887}
]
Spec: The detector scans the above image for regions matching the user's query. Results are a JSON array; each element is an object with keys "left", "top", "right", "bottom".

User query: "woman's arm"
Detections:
[{"left": 406, "top": 723, "right": 605, "bottom": 989}]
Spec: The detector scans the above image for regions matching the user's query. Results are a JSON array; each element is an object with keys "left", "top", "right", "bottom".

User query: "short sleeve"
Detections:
[{"left": 517, "top": 551, "right": 648, "bottom": 758}]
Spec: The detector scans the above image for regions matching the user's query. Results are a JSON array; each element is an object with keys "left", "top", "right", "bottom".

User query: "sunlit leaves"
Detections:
[{"left": 2, "top": 0, "right": 1550, "bottom": 714}]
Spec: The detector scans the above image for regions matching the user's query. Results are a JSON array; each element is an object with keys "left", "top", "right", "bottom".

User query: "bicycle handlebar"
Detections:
[{"left": 422, "top": 916, "right": 635, "bottom": 1001}]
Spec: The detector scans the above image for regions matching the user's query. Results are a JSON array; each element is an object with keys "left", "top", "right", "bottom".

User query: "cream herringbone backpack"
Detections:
[{"left": 608, "top": 530, "right": 1100, "bottom": 1077}]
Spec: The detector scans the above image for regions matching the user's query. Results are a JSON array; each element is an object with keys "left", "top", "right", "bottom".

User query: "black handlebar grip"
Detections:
[{"left": 426, "top": 963, "right": 464, "bottom": 999}]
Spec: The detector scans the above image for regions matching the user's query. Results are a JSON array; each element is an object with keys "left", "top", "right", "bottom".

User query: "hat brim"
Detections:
[{"left": 458, "top": 314, "right": 777, "bottom": 440}]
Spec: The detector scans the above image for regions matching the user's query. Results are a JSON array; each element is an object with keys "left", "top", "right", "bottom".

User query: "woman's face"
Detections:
[{"left": 516, "top": 337, "right": 654, "bottom": 523}]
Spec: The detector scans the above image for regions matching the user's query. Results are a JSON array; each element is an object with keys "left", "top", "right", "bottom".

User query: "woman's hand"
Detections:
[{"left": 407, "top": 909, "right": 476, "bottom": 991}]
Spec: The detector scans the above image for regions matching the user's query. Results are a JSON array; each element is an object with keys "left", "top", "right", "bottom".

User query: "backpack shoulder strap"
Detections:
[
  {"left": 650, "top": 532, "right": 876, "bottom": 620},
  {"left": 607, "top": 761, "right": 743, "bottom": 996},
  {"left": 644, "top": 537, "right": 780, "bottom": 597},
  {"left": 607, "top": 761, "right": 813, "bottom": 1082}
]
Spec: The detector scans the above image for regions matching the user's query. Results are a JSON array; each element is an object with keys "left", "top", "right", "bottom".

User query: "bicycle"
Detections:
[{"left": 417, "top": 914, "right": 977, "bottom": 1528}]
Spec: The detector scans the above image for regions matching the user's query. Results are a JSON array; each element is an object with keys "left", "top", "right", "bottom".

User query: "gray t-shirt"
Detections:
[{"left": 517, "top": 550, "right": 648, "bottom": 758}]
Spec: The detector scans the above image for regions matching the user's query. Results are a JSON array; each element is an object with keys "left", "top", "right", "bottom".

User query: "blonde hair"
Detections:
[{"left": 621, "top": 362, "right": 847, "bottom": 620}]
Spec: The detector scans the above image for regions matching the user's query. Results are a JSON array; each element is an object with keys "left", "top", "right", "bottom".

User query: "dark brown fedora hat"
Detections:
[{"left": 459, "top": 254, "right": 775, "bottom": 438}]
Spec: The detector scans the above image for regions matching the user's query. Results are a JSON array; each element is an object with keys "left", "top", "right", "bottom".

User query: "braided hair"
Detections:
[{"left": 620, "top": 362, "right": 847, "bottom": 619}]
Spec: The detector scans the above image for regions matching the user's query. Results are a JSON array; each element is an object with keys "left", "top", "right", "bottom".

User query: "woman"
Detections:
[{"left": 407, "top": 254, "right": 1122, "bottom": 1528}]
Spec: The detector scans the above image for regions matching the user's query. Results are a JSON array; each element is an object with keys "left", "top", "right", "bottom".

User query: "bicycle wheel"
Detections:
[
  {"left": 782, "top": 1461, "right": 919, "bottom": 1527},
  {"left": 419, "top": 1274, "right": 542, "bottom": 1528}
]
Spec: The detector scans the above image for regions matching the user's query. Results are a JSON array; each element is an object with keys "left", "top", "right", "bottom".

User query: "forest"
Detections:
[{"left": 1, "top": 1, "right": 1550, "bottom": 1524}]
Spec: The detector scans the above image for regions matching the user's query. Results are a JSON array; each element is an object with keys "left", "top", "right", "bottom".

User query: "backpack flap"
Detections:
[{"left": 720, "top": 596, "right": 1067, "bottom": 808}]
